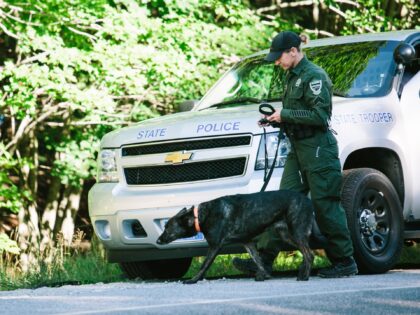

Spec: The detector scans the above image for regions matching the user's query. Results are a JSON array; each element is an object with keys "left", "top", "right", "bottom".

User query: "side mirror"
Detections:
[
  {"left": 393, "top": 43, "right": 416, "bottom": 65},
  {"left": 179, "top": 100, "right": 198, "bottom": 112}
]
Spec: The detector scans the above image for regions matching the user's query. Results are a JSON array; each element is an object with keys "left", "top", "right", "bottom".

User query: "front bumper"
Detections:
[{"left": 88, "top": 169, "right": 284, "bottom": 262}]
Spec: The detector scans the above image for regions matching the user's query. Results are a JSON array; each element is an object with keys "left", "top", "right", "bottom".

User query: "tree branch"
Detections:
[
  {"left": 5, "top": 114, "right": 31, "bottom": 151},
  {"left": 46, "top": 121, "right": 130, "bottom": 127},
  {"left": 301, "top": 27, "right": 335, "bottom": 38},
  {"left": 19, "top": 51, "right": 51, "bottom": 66},
  {"left": 5, "top": 101, "right": 59, "bottom": 152},
  {"left": 0, "top": 20, "right": 19, "bottom": 39},
  {"left": 111, "top": 94, "right": 149, "bottom": 100},
  {"left": 332, "top": 0, "right": 360, "bottom": 7},
  {"left": 328, "top": 5, "right": 347, "bottom": 19},
  {"left": 66, "top": 26, "right": 97, "bottom": 42},
  {"left": 276, "top": 0, "right": 314, "bottom": 8},
  {"left": 2, "top": 7, "right": 41, "bottom": 26}
]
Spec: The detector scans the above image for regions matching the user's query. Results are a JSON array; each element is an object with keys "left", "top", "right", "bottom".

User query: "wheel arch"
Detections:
[{"left": 343, "top": 147, "right": 404, "bottom": 208}]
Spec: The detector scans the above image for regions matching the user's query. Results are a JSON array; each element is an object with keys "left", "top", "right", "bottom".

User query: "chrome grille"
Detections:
[
  {"left": 124, "top": 157, "right": 247, "bottom": 185},
  {"left": 122, "top": 135, "right": 251, "bottom": 156}
]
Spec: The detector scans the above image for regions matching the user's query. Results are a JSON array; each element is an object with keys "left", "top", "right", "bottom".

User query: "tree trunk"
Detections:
[
  {"left": 16, "top": 129, "right": 42, "bottom": 271},
  {"left": 40, "top": 174, "right": 62, "bottom": 251},
  {"left": 52, "top": 185, "right": 81, "bottom": 245}
]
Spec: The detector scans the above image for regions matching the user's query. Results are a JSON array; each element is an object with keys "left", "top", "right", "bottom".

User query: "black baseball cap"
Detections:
[{"left": 265, "top": 31, "right": 301, "bottom": 62}]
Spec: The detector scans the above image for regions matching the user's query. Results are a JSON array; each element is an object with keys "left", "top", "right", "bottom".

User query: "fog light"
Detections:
[
  {"left": 122, "top": 219, "right": 148, "bottom": 238},
  {"left": 95, "top": 220, "right": 111, "bottom": 240}
]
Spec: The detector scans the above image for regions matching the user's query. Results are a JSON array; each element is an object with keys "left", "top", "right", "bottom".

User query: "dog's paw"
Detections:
[
  {"left": 183, "top": 279, "right": 198, "bottom": 285},
  {"left": 255, "top": 271, "right": 270, "bottom": 281},
  {"left": 296, "top": 276, "right": 309, "bottom": 281},
  {"left": 296, "top": 271, "right": 310, "bottom": 281},
  {"left": 297, "top": 264, "right": 311, "bottom": 281}
]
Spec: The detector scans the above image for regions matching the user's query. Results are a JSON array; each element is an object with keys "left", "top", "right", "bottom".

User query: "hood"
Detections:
[
  {"left": 101, "top": 95, "right": 394, "bottom": 148},
  {"left": 101, "top": 105, "right": 275, "bottom": 148}
]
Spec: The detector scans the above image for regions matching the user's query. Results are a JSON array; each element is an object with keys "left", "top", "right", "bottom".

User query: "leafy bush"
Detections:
[
  {"left": 0, "top": 1, "right": 272, "bottom": 258},
  {"left": 0, "top": 233, "right": 20, "bottom": 255}
]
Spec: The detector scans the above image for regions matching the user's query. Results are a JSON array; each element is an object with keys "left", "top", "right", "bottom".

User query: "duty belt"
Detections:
[{"left": 284, "top": 123, "right": 327, "bottom": 140}]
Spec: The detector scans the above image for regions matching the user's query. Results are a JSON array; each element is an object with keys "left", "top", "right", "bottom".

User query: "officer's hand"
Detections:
[
  {"left": 258, "top": 115, "right": 270, "bottom": 127},
  {"left": 267, "top": 109, "right": 281, "bottom": 123}
]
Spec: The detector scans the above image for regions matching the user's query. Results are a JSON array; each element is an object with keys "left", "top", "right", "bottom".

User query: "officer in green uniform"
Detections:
[{"left": 233, "top": 31, "right": 358, "bottom": 278}]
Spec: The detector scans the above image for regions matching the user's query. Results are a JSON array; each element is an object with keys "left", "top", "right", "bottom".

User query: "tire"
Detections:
[
  {"left": 119, "top": 257, "right": 192, "bottom": 280},
  {"left": 341, "top": 168, "right": 403, "bottom": 274}
]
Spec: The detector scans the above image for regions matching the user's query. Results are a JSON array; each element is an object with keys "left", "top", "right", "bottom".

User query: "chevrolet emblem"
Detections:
[{"left": 165, "top": 151, "right": 193, "bottom": 164}]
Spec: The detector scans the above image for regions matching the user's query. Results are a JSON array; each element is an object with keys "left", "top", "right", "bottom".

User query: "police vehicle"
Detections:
[{"left": 88, "top": 30, "right": 420, "bottom": 279}]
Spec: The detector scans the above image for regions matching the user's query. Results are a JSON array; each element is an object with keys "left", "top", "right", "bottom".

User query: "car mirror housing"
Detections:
[
  {"left": 393, "top": 43, "right": 416, "bottom": 65},
  {"left": 179, "top": 100, "right": 198, "bottom": 112}
]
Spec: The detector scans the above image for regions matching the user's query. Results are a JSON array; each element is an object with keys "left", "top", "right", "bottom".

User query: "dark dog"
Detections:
[{"left": 156, "top": 190, "right": 314, "bottom": 284}]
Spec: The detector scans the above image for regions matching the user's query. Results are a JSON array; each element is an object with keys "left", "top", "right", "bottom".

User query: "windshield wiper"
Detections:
[{"left": 208, "top": 97, "right": 261, "bottom": 109}]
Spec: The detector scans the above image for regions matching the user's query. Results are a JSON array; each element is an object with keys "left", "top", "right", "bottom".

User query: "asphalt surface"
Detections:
[{"left": 1, "top": 269, "right": 420, "bottom": 315}]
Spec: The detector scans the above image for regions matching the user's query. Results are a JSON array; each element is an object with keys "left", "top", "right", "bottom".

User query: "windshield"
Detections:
[{"left": 197, "top": 40, "right": 399, "bottom": 110}]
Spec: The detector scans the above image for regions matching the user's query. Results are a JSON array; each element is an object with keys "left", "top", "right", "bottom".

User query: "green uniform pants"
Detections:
[{"left": 256, "top": 131, "right": 354, "bottom": 260}]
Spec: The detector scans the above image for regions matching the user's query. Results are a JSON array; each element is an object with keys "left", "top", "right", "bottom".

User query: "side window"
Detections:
[{"left": 305, "top": 41, "right": 398, "bottom": 98}]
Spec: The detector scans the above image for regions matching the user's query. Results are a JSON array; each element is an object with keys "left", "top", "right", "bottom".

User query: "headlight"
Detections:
[
  {"left": 255, "top": 133, "right": 291, "bottom": 170},
  {"left": 97, "top": 149, "right": 119, "bottom": 183}
]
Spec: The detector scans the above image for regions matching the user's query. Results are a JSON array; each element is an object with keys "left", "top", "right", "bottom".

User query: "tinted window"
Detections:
[
  {"left": 198, "top": 40, "right": 399, "bottom": 110},
  {"left": 306, "top": 41, "right": 398, "bottom": 97}
]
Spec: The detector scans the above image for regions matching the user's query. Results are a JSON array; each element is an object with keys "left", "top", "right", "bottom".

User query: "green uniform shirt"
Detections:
[{"left": 281, "top": 56, "right": 333, "bottom": 128}]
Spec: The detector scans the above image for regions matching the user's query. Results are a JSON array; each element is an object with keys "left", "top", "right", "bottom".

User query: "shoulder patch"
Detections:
[{"left": 309, "top": 80, "right": 322, "bottom": 95}]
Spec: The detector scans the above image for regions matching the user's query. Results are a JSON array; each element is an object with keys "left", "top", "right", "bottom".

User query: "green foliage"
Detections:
[
  {"left": 0, "top": 0, "right": 271, "bottom": 174},
  {"left": 0, "top": 144, "right": 32, "bottom": 213},
  {"left": 0, "top": 0, "right": 272, "bottom": 237},
  {"left": 0, "top": 233, "right": 20, "bottom": 255},
  {"left": 397, "top": 242, "right": 420, "bottom": 267},
  {"left": 335, "top": 0, "right": 419, "bottom": 34},
  {"left": 257, "top": 0, "right": 418, "bottom": 38},
  {"left": 185, "top": 251, "right": 330, "bottom": 279}
]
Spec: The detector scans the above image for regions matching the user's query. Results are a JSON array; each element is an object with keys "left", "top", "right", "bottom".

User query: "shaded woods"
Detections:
[{"left": 0, "top": 0, "right": 418, "bottom": 271}]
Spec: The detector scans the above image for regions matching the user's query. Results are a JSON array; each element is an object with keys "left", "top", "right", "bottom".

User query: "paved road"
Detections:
[{"left": 1, "top": 269, "right": 420, "bottom": 315}]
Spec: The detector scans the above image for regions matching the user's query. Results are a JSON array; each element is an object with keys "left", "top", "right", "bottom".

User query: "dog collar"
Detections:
[{"left": 193, "top": 206, "right": 201, "bottom": 232}]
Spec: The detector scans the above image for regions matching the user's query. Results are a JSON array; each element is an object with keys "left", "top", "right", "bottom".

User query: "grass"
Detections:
[
  {"left": 395, "top": 241, "right": 420, "bottom": 269},
  {"left": 1, "top": 237, "right": 419, "bottom": 290},
  {"left": 184, "top": 250, "right": 331, "bottom": 279},
  {"left": 0, "top": 233, "right": 124, "bottom": 291}
]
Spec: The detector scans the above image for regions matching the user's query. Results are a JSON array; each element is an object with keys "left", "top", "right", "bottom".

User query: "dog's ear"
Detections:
[{"left": 176, "top": 207, "right": 188, "bottom": 217}]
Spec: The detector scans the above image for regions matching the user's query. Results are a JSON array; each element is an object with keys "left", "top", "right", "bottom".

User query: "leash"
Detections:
[
  {"left": 258, "top": 103, "right": 283, "bottom": 192},
  {"left": 260, "top": 127, "right": 283, "bottom": 192}
]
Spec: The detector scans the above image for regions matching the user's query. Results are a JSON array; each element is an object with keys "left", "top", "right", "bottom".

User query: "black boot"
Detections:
[
  {"left": 232, "top": 253, "right": 274, "bottom": 276},
  {"left": 318, "top": 256, "right": 358, "bottom": 278}
]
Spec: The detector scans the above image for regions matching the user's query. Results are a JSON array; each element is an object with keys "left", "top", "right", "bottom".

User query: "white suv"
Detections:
[{"left": 88, "top": 30, "right": 420, "bottom": 279}]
